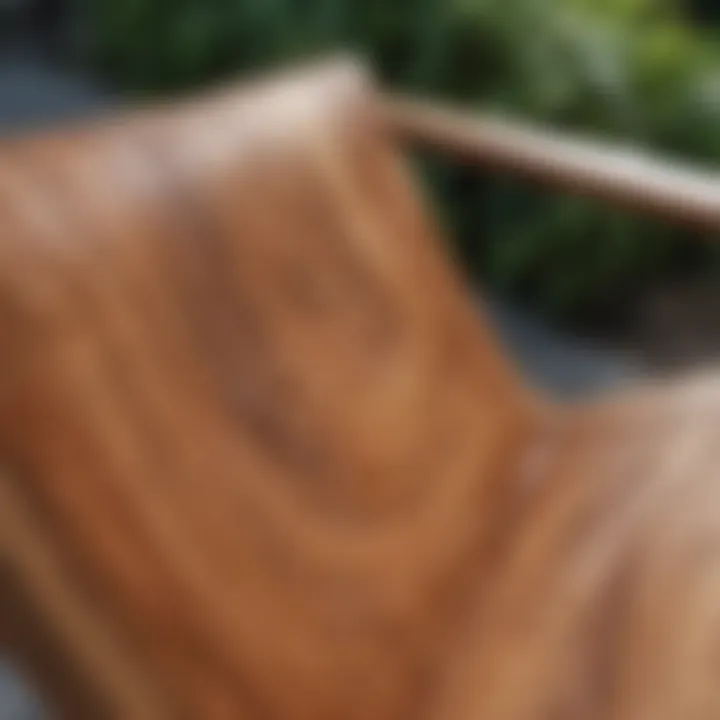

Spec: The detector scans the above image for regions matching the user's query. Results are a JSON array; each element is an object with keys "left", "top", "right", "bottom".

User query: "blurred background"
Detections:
[{"left": 1, "top": 0, "right": 719, "bottom": 716}]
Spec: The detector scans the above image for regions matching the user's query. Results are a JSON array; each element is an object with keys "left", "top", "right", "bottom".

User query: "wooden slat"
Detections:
[
  {"left": 0, "top": 60, "right": 531, "bottom": 718},
  {"left": 386, "top": 96, "right": 720, "bottom": 232}
]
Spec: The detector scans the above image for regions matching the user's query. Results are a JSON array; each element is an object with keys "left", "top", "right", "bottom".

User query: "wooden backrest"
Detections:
[{"left": 0, "top": 60, "right": 533, "bottom": 717}]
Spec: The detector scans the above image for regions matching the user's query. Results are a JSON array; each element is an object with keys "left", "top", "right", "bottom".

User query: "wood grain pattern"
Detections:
[{"left": 1, "top": 58, "right": 720, "bottom": 719}]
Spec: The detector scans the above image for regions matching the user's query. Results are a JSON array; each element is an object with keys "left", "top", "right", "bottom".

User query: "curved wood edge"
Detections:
[
  {"left": 384, "top": 96, "right": 720, "bottom": 233},
  {"left": 0, "top": 471, "right": 164, "bottom": 718}
]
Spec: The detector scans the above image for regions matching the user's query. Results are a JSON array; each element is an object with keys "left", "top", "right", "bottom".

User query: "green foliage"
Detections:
[{"left": 74, "top": 0, "right": 720, "bottom": 320}]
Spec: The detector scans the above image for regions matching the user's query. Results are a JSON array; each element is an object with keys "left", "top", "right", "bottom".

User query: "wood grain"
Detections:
[{"left": 1, "top": 58, "right": 720, "bottom": 719}]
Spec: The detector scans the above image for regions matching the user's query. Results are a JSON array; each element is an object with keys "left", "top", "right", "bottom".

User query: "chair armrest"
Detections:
[{"left": 385, "top": 96, "right": 720, "bottom": 232}]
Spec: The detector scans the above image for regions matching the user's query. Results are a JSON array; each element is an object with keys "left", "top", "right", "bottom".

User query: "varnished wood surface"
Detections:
[
  {"left": 0, "top": 60, "right": 532, "bottom": 718},
  {"left": 428, "top": 376, "right": 720, "bottom": 720},
  {"left": 1, "top": 59, "right": 720, "bottom": 719}
]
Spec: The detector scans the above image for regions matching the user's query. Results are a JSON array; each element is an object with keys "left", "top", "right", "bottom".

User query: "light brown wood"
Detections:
[
  {"left": 1, "top": 58, "right": 720, "bottom": 719},
  {"left": 387, "top": 96, "right": 720, "bottom": 232}
]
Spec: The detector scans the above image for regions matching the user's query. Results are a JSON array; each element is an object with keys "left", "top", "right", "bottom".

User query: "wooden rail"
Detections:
[{"left": 386, "top": 96, "right": 720, "bottom": 232}]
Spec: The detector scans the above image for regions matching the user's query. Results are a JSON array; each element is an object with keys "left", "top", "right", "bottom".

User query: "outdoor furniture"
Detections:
[{"left": 1, "top": 58, "right": 720, "bottom": 719}]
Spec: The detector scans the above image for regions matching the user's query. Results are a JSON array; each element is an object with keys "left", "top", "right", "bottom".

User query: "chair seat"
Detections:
[{"left": 0, "top": 59, "right": 719, "bottom": 719}]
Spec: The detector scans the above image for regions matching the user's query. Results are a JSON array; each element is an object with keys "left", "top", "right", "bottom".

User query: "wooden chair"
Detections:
[{"left": 1, "top": 58, "right": 720, "bottom": 719}]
